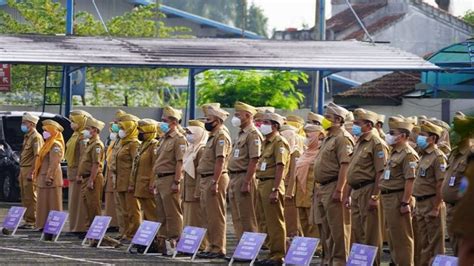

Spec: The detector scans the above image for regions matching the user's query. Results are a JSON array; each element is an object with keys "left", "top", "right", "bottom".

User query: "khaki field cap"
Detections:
[
  {"left": 69, "top": 110, "right": 92, "bottom": 119},
  {"left": 138, "top": 118, "right": 158, "bottom": 127},
  {"left": 163, "top": 106, "right": 182, "bottom": 121},
  {"left": 234, "top": 101, "right": 257, "bottom": 115},
  {"left": 263, "top": 111, "right": 285, "bottom": 127},
  {"left": 118, "top": 114, "right": 139, "bottom": 122},
  {"left": 115, "top": 109, "right": 127, "bottom": 120},
  {"left": 307, "top": 112, "right": 324, "bottom": 124},
  {"left": 405, "top": 116, "right": 418, "bottom": 126},
  {"left": 388, "top": 116, "right": 414, "bottom": 131},
  {"left": 22, "top": 112, "right": 39, "bottom": 124},
  {"left": 429, "top": 118, "right": 450, "bottom": 130},
  {"left": 188, "top": 120, "right": 205, "bottom": 129},
  {"left": 420, "top": 120, "right": 443, "bottom": 137},
  {"left": 86, "top": 117, "right": 105, "bottom": 131},
  {"left": 286, "top": 115, "right": 305, "bottom": 125},
  {"left": 42, "top": 119, "right": 64, "bottom": 132},
  {"left": 255, "top": 107, "right": 275, "bottom": 120},
  {"left": 207, "top": 106, "right": 230, "bottom": 122},
  {"left": 353, "top": 108, "right": 379, "bottom": 125},
  {"left": 325, "top": 102, "right": 349, "bottom": 119},
  {"left": 377, "top": 114, "right": 386, "bottom": 124},
  {"left": 304, "top": 124, "right": 324, "bottom": 133},
  {"left": 201, "top": 103, "right": 221, "bottom": 117}
]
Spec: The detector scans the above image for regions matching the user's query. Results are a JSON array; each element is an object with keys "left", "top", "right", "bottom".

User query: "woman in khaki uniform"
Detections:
[
  {"left": 65, "top": 110, "right": 90, "bottom": 234},
  {"left": 129, "top": 119, "right": 159, "bottom": 221},
  {"left": 295, "top": 124, "right": 324, "bottom": 238},
  {"left": 104, "top": 122, "right": 119, "bottom": 230},
  {"left": 115, "top": 114, "right": 141, "bottom": 241},
  {"left": 33, "top": 120, "right": 65, "bottom": 230}
]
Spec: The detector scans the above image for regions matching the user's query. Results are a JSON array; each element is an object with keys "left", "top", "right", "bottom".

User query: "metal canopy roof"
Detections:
[{"left": 0, "top": 34, "right": 439, "bottom": 72}]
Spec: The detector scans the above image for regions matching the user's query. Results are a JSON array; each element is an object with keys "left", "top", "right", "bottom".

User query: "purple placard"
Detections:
[
  {"left": 43, "top": 211, "right": 68, "bottom": 235},
  {"left": 232, "top": 232, "right": 266, "bottom": 260},
  {"left": 2, "top": 207, "right": 26, "bottom": 230},
  {"left": 432, "top": 255, "right": 458, "bottom": 266},
  {"left": 346, "top": 243, "right": 378, "bottom": 266},
  {"left": 285, "top": 237, "right": 320, "bottom": 266},
  {"left": 176, "top": 226, "right": 206, "bottom": 254},
  {"left": 85, "top": 216, "right": 111, "bottom": 240},
  {"left": 131, "top": 221, "right": 161, "bottom": 247}
]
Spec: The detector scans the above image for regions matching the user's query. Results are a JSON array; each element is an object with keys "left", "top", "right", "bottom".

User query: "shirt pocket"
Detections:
[
  {"left": 165, "top": 142, "right": 174, "bottom": 152},
  {"left": 417, "top": 160, "right": 430, "bottom": 178},
  {"left": 453, "top": 160, "right": 467, "bottom": 177}
]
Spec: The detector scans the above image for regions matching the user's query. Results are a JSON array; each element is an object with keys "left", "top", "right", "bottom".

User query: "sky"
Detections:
[{"left": 251, "top": 0, "right": 474, "bottom": 35}]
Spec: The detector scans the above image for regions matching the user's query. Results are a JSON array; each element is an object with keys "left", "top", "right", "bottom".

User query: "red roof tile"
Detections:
[
  {"left": 344, "top": 13, "right": 405, "bottom": 40},
  {"left": 326, "top": 3, "right": 387, "bottom": 33}
]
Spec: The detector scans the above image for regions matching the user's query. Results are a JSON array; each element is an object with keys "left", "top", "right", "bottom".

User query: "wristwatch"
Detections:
[
  {"left": 271, "top": 187, "right": 279, "bottom": 192},
  {"left": 400, "top": 202, "right": 410, "bottom": 207},
  {"left": 370, "top": 195, "right": 380, "bottom": 201}
]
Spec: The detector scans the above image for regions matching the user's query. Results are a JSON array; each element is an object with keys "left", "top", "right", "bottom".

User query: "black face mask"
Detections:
[
  {"left": 205, "top": 121, "right": 216, "bottom": 132},
  {"left": 138, "top": 133, "right": 145, "bottom": 141}
]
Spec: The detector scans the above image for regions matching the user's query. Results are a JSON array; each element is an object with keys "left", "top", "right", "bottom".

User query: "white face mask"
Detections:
[
  {"left": 109, "top": 132, "right": 117, "bottom": 141},
  {"left": 42, "top": 131, "right": 51, "bottom": 140},
  {"left": 118, "top": 129, "right": 127, "bottom": 139},
  {"left": 231, "top": 116, "right": 242, "bottom": 128},
  {"left": 304, "top": 138, "right": 310, "bottom": 146},
  {"left": 385, "top": 134, "right": 396, "bottom": 146},
  {"left": 186, "top": 134, "right": 194, "bottom": 144},
  {"left": 82, "top": 130, "right": 91, "bottom": 139},
  {"left": 259, "top": 124, "right": 273, "bottom": 136}
]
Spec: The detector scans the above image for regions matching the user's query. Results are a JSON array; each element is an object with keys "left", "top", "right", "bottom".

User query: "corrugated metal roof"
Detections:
[{"left": 0, "top": 34, "right": 438, "bottom": 71}]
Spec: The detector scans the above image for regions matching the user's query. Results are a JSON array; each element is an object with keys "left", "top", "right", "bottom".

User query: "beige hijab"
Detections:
[
  {"left": 295, "top": 131, "right": 323, "bottom": 194},
  {"left": 183, "top": 126, "right": 208, "bottom": 179},
  {"left": 280, "top": 126, "right": 304, "bottom": 154}
]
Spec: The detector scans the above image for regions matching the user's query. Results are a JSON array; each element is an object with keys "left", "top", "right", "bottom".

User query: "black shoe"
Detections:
[
  {"left": 225, "top": 256, "right": 253, "bottom": 263},
  {"left": 43, "top": 233, "right": 53, "bottom": 241},
  {"left": 256, "top": 259, "right": 283, "bottom": 266},
  {"left": 197, "top": 252, "right": 211, "bottom": 258},
  {"left": 2, "top": 228, "right": 11, "bottom": 235},
  {"left": 18, "top": 224, "right": 35, "bottom": 230},
  {"left": 106, "top": 226, "right": 119, "bottom": 233},
  {"left": 76, "top": 232, "right": 87, "bottom": 239},
  {"left": 207, "top": 252, "right": 226, "bottom": 259}
]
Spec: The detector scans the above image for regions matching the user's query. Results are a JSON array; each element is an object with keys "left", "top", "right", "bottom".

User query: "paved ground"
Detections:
[{"left": 0, "top": 201, "right": 451, "bottom": 265}]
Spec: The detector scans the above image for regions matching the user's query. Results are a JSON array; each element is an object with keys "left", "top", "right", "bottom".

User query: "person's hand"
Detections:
[
  {"left": 148, "top": 184, "right": 156, "bottom": 194},
  {"left": 27, "top": 174, "right": 33, "bottom": 182},
  {"left": 171, "top": 182, "right": 180, "bottom": 194},
  {"left": 240, "top": 180, "right": 251, "bottom": 194},
  {"left": 88, "top": 179, "right": 94, "bottom": 190},
  {"left": 76, "top": 176, "right": 83, "bottom": 184},
  {"left": 332, "top": 189, "right": 343, "bottom": 203},
  {"left": 269, "top": 191, "right": 279, "bottom": 204},
  {"left": 400, "top": 205, "right": 411, "bottom": 215},
  {"left": 368, "top": 198, "right": 379, "bottom": 211},
  {"left": 46, "top": 178, "right": 53, "bottom": 186},
  {"left": 128, "top": 185, "right": 134, "bottom": 193},
  {"left": 344, "top": 196, "right": 351, "bottom": 209},
  {"left": 211, "top": 182, "right": 218, "bottom": 196},
  {"left": 428, "top": 208, "right": 440, "bottom": 218}
]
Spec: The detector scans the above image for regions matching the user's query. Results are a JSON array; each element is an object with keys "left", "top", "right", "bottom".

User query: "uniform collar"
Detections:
[
  {"left": 265, "top": 132, "right": 278, "bottom": 143},
  {"left": 393, "top": 141, "right": 409, "bottom": 153},
  {"left": 240, "top": 123, "right": 254, "bottom": 134},
  {"left": 166, "top": 130, "right": 178, "bottom": 138},
  {"left": 328, "top": 126, "right": 343, "bottom": 138},
  {"left": 210, "top": 126, "right": 223, "bottom": 137},
  {"left": 358, "top": 130, "right": 373, "bottom": 143},
  {"left": 25, "top": 128, "right": 36, "bottom": 138},
  {"left": 423, "top": 144, "right": 436, "bottom": 154}
]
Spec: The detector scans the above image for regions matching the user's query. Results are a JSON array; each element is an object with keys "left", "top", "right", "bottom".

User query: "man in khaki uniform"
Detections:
[
  {"left": 228, "top": 101, "right": 262, "bottom": 240},
  {"left": 18, "top": 113, "right": 43, "bottom": 229},
  {"left": 255, "top": 112, "right": 289, "bottom": 265},
  {"left": 345, "top": 108, "right": 387, "bottom": 264},
  {"left": 413, "top": 120, "right": 447, "bottom": 265},
  {"left": 430, "top": 118, "right": 451, "bottom": 157},
  {"left": 153, "top": 107, "right": 186, "bottom": 252},
  {"left": 380, "top": 116, "right": 419, "bottom": 265},
  {"left": 77, "top": 117, "right": 105, "bottom": 227},
  {"left": 313, "top": 102, "right": 354, "bottom": 266},
  {"left": 442, "top": 112, "right": 474, "bottom": 256},
  {"left": 130, "top": 119, "right": 160, "bottom": 222},
  {"left": 114, "top": 114, "right": 141, "bottom": 241},
  {"left": 197, "top": 106, "right": 231, "bottom": 259}
]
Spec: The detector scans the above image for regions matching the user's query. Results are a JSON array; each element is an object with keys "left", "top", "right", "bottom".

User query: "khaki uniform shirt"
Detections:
[
  {"left": 131, "top": 139, "right": 159, "bottom": 198},
  {"left": 66, "top": 136, "right": 87, "bottom": 169},
  {"left": 285, "top": 150, "right": 301, "bottom": 197},
  {"left": 153, "top": 130, "right": 187, "bottom": 175},
  {"left": 347, "top": 131, "right": 387, "bottom": 187},
  {"left": 314, "top": 127, "right": 355, "bottom": 183},
  {"left": 228, "top": 124, "right": 262, "bottom": 172},
  {"left": 256, "top": 134, "right": 290, "bottom": 182},
  {"left": 20, "top": 129, "right": 44, "bottom": 167},
  {"left": 380, "top": 142, "right": 419, "bottom": 190},
  {"left": 77, "top": 136, "right": 105, "bottom": 178},
  {"left": 197, "top": 127, "right": 231, "bottom": 175},
  {"left": 413, "top": 145, "right": 446, "bottom": 197},
  {"left": 37, "top": 141, "right": 63, "bottom": 188},
  {"left": 442, "top": 144, "right": 474, "bottom": 204},
  {"left": 115, "top": 140, "right": 139, "bottom": 192},
  {"left": 108, "top": 140, "right": 121, "bottom": 176},
  {"left": 183, "top": 148, "right": 204, "bottom": 202}
]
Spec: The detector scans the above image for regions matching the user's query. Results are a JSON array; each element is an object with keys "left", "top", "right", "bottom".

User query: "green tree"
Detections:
[
  {"left": 197, "top": 70, "right": 307, "bottom": 110},
  {"left": 463, "top": 10, "right": 474, "bottom": 26},
  {"left": 0, "top": 0, "right": 190, "bottom": 107}
]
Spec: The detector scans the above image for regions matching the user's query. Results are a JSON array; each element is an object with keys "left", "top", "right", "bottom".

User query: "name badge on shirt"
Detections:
[
  {"left": 449, "top": 176, "right": 456, "bottom": 187},
  {"left": 234, "top": 149, "right": 240, "bottom": 158},
  {"left": 260, "top": 161, "right": 267, "bottom": 171},
  {"left": 383, "top": 170, "right": 390, "bottom": 180},
  {"left": 419, "top": 168, "right": 426, "bottom": 177}
]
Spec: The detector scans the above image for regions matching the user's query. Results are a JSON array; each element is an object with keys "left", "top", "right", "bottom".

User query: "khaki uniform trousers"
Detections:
[
  {"left": 381, "top": 191, "right": 414, "bottom": 266},
  {"left": 67, "top": 168, "right": 88, "bottom": 232},
  {"left": 229, "top": 172, "right": 258, "bottom": 240},
  {"left": 117, "top": 191, "right": 141, "bottom": 239},
  {"left": 156, "top": 175, "right": 183, "bottom": 240},
  {"left": 200, "top": 173, "right": 229, "bottom": 254},
  {"left": 183, "top": 200, "right": 208, "bottom": 250},
  {"left": 81, "top": 174, "right": 104, "bottom": 228},
  {"left": 446, "top": 203, "right": 459, "bottom": 256},
  {"left": 113, "top": 190, "right": 125, "bottom": 235},
  {"left": 36, "top": 187, "right": 62, "bottom": 229},
  {"left": 351, "top": 184, "right": 383, "bottom": 265},
  {"left": 284, "top": 196, "right": 300, "bottom": 237},
  {"left": 137, "top": 197, "right": 158, "bottom": 222},
  {"left": 317, "top": 181, "right": 351, "bottom": 266},
  {"left": 19, "top": 167, "right": 36, "bottom": 225},
  {"left": 104, "top": 171, "right": 118, "bottom": 228},
  {"left": 257, "top": 179, "right": 286, "bottom": 260},
  {"left": 298, "top": 207, "right": 319, "bottom": 238},
  {"left": 313, "top": 187, "right": 333, "bottom": 265},
  {"left": 414, "top": 198, "right": 446, "bottom": 266}
]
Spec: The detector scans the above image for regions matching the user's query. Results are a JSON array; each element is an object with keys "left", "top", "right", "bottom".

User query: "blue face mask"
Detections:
[
  {"left": 416, "top": 135, "right": 429, "bottom": 149},
  {"left": 111, "top": 123, "right": 120, "bottom": 133},
  {"left": 352, "top": 124, "right": 362, "bottom": 137},
  {"left": 20, "top": 124, "right": 28, "bottom": 133},
  {"left": 160, "top": 122, "right": 170, "bottom": 134}
]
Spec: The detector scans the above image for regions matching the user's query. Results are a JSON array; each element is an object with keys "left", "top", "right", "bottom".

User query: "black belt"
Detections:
[
  {"left": 229, "top": 170, "right": 247, "bottom": 175},
  {"left": 201, "top": 173, "right": 213, "bottom": 178},
  {"left": 258, "top": 177, "right": 274, "bottom": 181},
  {"left": 319, "top": 177, "right": 338, "bottom": 186},
  {"left": 157, "top": 172, "right": 174, "bottom": 178},
  {"left": 351, "top": 180, "right": 375, "bottom": 190},
  {"left": 20, "top": 165, "right": 32, "bottom": 167},
  {"left": 415, "top": 194, "right": 436, "bottom": 202},
  {"left": 381, "top": 188, "right": 404, "bottom": 195}
]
